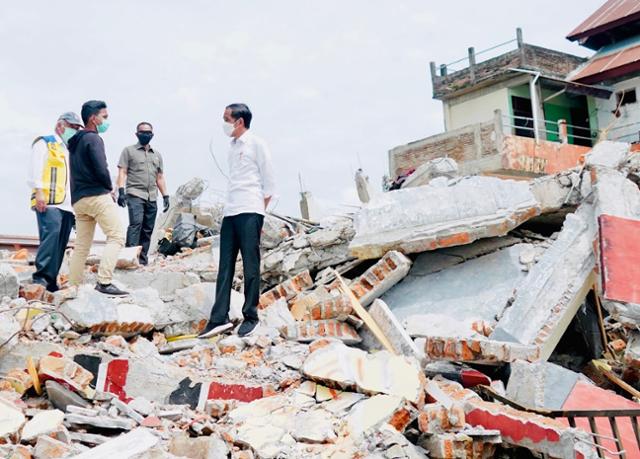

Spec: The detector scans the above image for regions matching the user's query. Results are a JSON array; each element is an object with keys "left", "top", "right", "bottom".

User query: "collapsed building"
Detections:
[
  {"left": 3, "top": 2, "right": 640, "bottom": 459},
  {"left": 2, "top": 138, "right": 640, "bottom": 458}
]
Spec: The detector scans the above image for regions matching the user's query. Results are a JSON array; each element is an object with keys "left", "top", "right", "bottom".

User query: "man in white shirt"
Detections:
[
  {"left": 28, "top": 112, "right": 83, "bottom": 291},
  {"left": 199, "top": 103, "right": 275, "bottom": 338}
]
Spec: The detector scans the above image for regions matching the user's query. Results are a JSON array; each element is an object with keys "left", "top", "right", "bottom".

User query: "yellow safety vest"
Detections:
[{"left": 30, "top": 135, "right": 68, "bottom": 209}]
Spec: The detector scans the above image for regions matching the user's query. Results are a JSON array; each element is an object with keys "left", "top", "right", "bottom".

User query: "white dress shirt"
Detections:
[
  {"left": 27, "top": 134, "right": 73, "bottom": 213},
  {"left": 224, "top": 130, "right": 276, "bottom": 217}
]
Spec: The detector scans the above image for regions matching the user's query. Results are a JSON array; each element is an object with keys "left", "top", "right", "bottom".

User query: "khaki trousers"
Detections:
[{"left": 69, "top": 194, "right": 124, "bottom": 286}]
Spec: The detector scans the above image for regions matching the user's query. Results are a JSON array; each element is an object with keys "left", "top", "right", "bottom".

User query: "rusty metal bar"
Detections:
[
  {"left": 608, "top": 417, "right": 626, "bottom": 458},
  {"left": 588, "top": 416, "right": 605, "bottom": 459},
  {"left": 632, "top": 417, "right": 640, "bottom": 450}
]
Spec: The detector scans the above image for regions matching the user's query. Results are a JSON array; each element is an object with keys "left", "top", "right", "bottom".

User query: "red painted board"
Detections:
[
  {"left": 207, "top": 381, "right": 264, "bottom": 403},
  {"left": 561, "top": 380, "right": 640, "bottom": 458},
  {"left": 599, "top": 214, "right": 640, "bottom": 305}
]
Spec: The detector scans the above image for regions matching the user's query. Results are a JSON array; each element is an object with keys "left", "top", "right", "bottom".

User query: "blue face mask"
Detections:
[
  {"left": 97, "top": 118, "right": 110, "bottom": 134},
  {"left": 60, "top": 127, "right": 77, "bottom": 144}
]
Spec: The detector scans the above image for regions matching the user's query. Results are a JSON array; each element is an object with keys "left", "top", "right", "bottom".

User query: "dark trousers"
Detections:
[
  {"left": 33, "top": 208, "right": 75, "bottom": 291},
  {"left": 125, "top": 195, "right": 157, "bottom": 265},
  {"left": 209, "top": 213, "right": 264, "bottom": 325}
]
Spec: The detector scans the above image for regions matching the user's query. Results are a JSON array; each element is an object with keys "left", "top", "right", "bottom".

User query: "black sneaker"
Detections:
[
  {"left": 198, "top": 321, "right": 233, "bottom": 339},
  {"left": 238, "top": 319, "right": 259, "bottom": 337},
  {"left": 95, "top": 283, "right": 129, "bottom": 296}
]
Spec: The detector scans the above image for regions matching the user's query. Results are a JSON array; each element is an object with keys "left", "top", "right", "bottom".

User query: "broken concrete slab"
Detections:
[
  {"left": 87, "top": 245, "right": 142, "bottom": 270},
  {"left": 585, "top": 140, "right": 629, "bottom": 169},
  {"left": 0, "top": 340, "right": 65, "bottom": 375},
  {"left": 491, "top": 203, "right": 596, "bottom": 360},
  {"left": 350, "top": 175, "right": 540, "bottom": 259},
  {"left": 301, "top": 341, "right": 425, "bottom": 405},
  {"left": 362, "top": 299, "right": 422, "bottom": 360},
  {"left": 530, "top": 169, "right": 585, "bottom": 213},
  {"left": 350, "top": 251, "right": 412, "bottom": 307},
  {"left": 291, "top": 409, "right": 337, "bottom": 444},
  {"left": 383, "top": 243, "right": 535, "bottom": 324},
  {"left": 95, "top": 357, "right": 192, "bottom": 403},
  {"left": 34, "top": 435, "right": 74, "bottom": 458},
  {"left": 112, "top": 270, "right": 198, "bottom": 297},
  {"left": 262, "top": 217, "right": 355, "bottom": 285},
  {"left": 0, "top": 397, "right": 26, "bottom": 439},
  {"left": 71, "top": 427, "right": 159, "bottom": 459},
  {"left": 65, "top": 412, "right": 136, "bottom": 430},
  {"left": 346, "top": 394, "right": 416, "bottom": 438},
  {"left": 59, "top": 286, "right": 154, "bottom": 337},
  {"left": 401, "top": 157, "right": 459, "bottom": 189},
  {"left": 21, "top": 409, "right": 65, "bottom": 442},
  {"left": 168, "top": 434, "right": 230, "bottom": 459},
  {"left": 0, "top": 264, "right": 19, "bottom": 299},
  {"left": 258, "top": 299, "right": 295, "bottom": 330},
  {"left": 0, "top": 311, "right": 21, "bottom": 357},
  {"left": 506, "top": 360, "right": 585, "bottom": 410},
  {"left": 45, "top": 380, "right": 91, "bottom": 412}
]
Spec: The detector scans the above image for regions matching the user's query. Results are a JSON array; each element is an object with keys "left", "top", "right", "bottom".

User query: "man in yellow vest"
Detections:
[{"left": 28, "top": 112, "right": 83, "bottom": 292}]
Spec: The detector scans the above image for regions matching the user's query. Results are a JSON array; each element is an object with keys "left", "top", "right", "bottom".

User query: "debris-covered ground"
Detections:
[{"left": 2, "top": 141, "right": 640, "bottom": 458}]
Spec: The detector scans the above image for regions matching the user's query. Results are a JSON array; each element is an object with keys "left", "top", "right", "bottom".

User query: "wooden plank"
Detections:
[{"left": 334, "top": 272, "right": 396, "bottom": 354}]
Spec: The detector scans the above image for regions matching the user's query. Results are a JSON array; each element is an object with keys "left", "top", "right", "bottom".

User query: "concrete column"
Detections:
[
  {"left": 299, "top": 191, "right": 314, "bottom": 220},
  {"left": 517, "top": 28, "right": 526, "bottom": 65},
  {"left": 429, "top": 61, "right": 437, "bottom": 83},
  {"left": 516, "top": 28, "right": 523, "bottom": 48},
  {"left": 558, "top": 119, "right": 568, "bottom": 144},
  {"left": 468, "top": 47, "right": 476, "bottom": 83}
]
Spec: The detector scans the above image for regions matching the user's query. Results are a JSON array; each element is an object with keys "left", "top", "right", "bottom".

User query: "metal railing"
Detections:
[
  {"left": 478, "top": 385, "right": 640, "bottom": 458},
  {"left": 502, "top": 114, "right": 597, "bottom": 144},
  {"left": 444, "top": 38, "right": 518, "bottom": 73}
]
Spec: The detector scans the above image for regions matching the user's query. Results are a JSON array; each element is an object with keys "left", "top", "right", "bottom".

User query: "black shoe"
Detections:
[
  {"left": 238, "top": 319, "right": 259, "bottom": 337},
  {"left": 198, "top": 321, "right": 233, "bottom": 339},
  {"left": 95, "top": 283, "right": 129, "bottom": 296}
]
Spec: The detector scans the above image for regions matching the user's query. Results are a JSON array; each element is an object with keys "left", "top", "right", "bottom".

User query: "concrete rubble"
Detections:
[{"left": 2, "top": 143, "right": 640, "bottom": 458}]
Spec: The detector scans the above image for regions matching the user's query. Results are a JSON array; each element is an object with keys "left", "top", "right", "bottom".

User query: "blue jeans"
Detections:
[{"left": 33, "top": 207, "right": 75, "bottom": 291}]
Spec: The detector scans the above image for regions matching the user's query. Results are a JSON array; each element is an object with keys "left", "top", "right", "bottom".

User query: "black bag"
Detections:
[
  {"left": 172, "top": 213, "right": 199, "bottom": 249},
  {"left": 157, "top": 237, "right": 181, "bottom": 256}
]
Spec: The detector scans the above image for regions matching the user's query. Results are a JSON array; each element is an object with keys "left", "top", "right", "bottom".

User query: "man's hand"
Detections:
[
  {"left": 117, "top": 188, "right": 127, "bottom": 207},
  {"left": 162, "top": 195, "right": 170, "bottom": 212},
  {"left": 35, "top": 189, "right": 47, "bottom": 213}
]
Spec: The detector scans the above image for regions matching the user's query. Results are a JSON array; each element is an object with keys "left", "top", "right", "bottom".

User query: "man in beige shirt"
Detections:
[{"left": 116, "top": 122, "right": 169, "bottom": 265}]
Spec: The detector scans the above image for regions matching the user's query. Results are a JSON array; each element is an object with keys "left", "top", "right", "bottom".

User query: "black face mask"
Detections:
[{"left": 136, "top": 132, "right": 154, "bottom": 145}]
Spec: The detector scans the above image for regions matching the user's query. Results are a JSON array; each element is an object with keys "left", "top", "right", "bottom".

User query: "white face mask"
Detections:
[{"left": 222, "top": 121, "right": 235, "bottom": 137}]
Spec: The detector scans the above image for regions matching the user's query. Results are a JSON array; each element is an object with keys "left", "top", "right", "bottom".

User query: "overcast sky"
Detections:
[{"left": 0, "top": 0, "right": 602, "bottom": 236}]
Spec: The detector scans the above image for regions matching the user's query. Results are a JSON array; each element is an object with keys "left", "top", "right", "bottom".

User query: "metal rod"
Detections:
[
  {"left": 631, "top": 417, "right": 640, "bottom": 449},
  {"left": 568, "top": 416, "right": 576, "bottom": 428},
  {"left": 608, "top": 417, "right": 626, "bottom": 458},
  {"left": 589, "top": 417, "right": 605, "bottom": 459}
]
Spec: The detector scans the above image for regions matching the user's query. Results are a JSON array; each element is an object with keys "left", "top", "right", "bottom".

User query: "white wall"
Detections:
[
  {"left": 445, "top": 87, "right": 510, "bottom": 131},
  {"left": 596, "top": 76, "right": 640, "bottom": 143}
]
